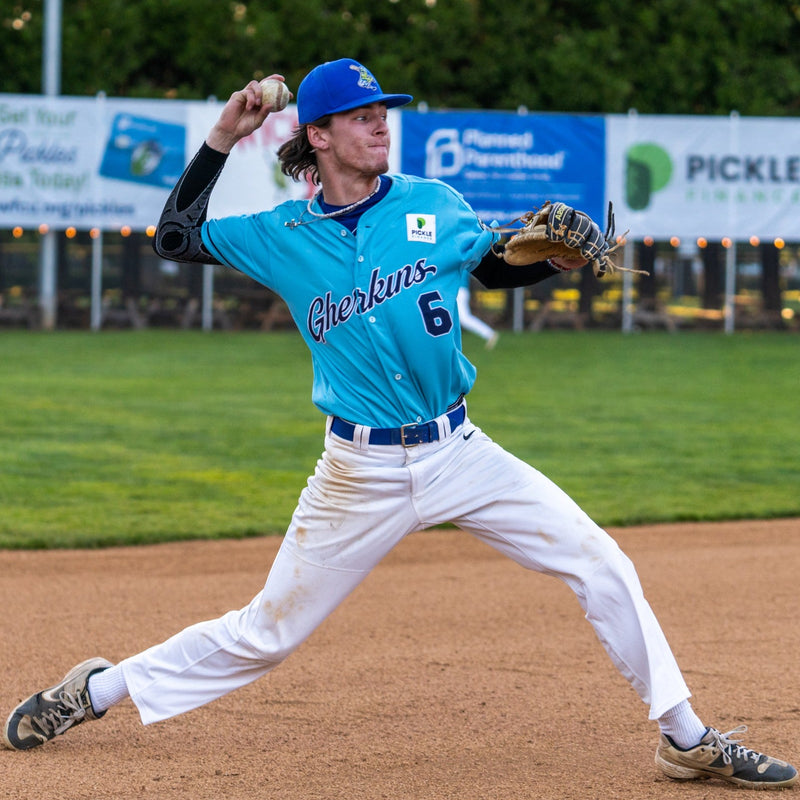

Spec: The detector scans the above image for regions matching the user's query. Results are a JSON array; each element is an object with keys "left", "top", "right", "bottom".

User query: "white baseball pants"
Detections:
[{"left": 121, "top": 411, "right": 690, "bottom": 725}]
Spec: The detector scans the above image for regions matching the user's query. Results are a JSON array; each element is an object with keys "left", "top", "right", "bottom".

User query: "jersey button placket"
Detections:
[
  {"left": 355, "top": 251, "right": 380, "bottom": 344},
  {"left": 357, "top": 254, "right": 371, "bottom": 323}
]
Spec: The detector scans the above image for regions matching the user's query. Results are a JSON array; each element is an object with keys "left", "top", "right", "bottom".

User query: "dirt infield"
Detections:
[{"left": 1, "top": 518, "right": 798, "bottom": 800}]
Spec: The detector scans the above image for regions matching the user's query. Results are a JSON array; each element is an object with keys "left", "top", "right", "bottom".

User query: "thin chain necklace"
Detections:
[{"left": 285, "top": 177, "right": 381, "bottom": 229}]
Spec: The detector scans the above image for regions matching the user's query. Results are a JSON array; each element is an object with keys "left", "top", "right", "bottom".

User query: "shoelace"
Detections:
[
  {"left": 32, "top": 690, "right": 87, "bottom": 737},
  {"left": 709, "top": 726, "right": 764, "bottom": 766}
]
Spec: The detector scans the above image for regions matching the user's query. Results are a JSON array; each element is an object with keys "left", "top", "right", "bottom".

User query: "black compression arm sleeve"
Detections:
[
  {"left": 471, "top": 247, "right": 561, "bottom": 289},
  {"left": 152, "top": 143, "right": 228, "bottom": 264}
]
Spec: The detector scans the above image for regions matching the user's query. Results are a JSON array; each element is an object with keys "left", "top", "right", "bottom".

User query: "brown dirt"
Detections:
[{"left": 1, "top": 519, "right": 798, "bottom": 800}]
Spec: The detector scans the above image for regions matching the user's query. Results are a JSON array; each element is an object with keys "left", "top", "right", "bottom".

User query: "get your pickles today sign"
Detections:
[
  {"left": 0, "top": 96, "right": 188, "bottom": 230},
  {"left": 605, "top": 113, "right": 800, "bottom": 240},
  {"left": 0, "top": 94, "right": 335, "bottom": 230}
]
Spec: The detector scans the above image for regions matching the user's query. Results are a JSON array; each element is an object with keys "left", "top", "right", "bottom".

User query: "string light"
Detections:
[
  {"left": 2, "top": 223, "right": 179, "bottom": 237},
  {"left": 9, "top": 222, "right": 799, "bottom": 264}
]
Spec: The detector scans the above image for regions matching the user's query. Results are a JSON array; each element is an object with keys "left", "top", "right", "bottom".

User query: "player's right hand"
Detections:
[{"left": 207, "top": 75, "right": 283, "bottom": 154}]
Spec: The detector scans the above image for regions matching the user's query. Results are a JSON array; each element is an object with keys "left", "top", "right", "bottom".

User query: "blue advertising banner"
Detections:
[{"left": 401, "top": 110, "right": 605, "bottom": 225}]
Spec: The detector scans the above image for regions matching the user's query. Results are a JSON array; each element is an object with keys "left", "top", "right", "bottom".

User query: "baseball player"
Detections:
[{"left": 4, "top": 59, "right": 796, "bottom": 790}]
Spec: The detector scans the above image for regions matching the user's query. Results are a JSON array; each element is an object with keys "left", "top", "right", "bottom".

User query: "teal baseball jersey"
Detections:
[{"left": 202, "top": 174, "right": 497, "bottom": 427}]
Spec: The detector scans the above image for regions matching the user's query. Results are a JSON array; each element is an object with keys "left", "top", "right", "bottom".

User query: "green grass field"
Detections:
[{"left": 1, "top": 329, "right": 798, "bottom": 548}]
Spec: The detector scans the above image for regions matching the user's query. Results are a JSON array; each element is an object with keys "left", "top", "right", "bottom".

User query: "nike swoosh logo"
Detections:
[{"left": 463, "top": 430, "right": 475, "bottom": 440}]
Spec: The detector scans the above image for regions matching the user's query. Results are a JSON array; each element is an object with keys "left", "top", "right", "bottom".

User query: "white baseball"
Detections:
[{"left": 260, "top": 78, "right": 290, "bottom": 112}]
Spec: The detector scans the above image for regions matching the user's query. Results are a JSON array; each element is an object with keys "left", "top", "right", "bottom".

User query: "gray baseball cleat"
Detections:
[
  {"left": 656, "top": 726, "right": 797, "bottom": 789},
  {"left": 3, "top": 657, "right": 113, "bottom": 750}
]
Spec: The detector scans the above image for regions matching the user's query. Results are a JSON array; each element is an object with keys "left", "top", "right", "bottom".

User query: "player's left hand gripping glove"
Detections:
[{"left": 498, "top": 201, "right": 640, "bottom": 277}]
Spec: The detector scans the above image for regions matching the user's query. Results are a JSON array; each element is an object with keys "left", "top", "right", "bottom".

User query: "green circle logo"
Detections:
[{"left": 625, "top": 143, "right": 672, "bottom": 210}]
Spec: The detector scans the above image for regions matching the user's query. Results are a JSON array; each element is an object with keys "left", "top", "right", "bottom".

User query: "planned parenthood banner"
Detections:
[
  {"left": 401, "top": 110, "right": 605, "bottom": 225},
  {"left": 606, "top": 113, "right": 800, "bottom": 239}
]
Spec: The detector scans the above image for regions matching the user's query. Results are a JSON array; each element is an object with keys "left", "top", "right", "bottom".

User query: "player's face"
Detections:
[{"left": 320, "top": 103, "right": 391, "bottom": 178}]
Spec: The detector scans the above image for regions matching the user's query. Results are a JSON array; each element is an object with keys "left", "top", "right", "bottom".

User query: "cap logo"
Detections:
[{"left": 350, "top": 63, "right": 379, "bottom": 92}]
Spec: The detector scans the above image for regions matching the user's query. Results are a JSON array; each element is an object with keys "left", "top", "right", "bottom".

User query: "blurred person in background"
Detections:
[{"left": 457, "top": 271, "right": 499, "bottom": 349}]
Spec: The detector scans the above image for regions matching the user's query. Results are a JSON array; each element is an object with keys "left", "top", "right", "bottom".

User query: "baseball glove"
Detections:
[{"left": 497, "top": 201, "right": 639, "bottom": 277}]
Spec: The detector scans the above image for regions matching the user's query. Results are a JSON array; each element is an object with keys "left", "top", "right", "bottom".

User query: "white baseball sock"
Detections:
[
  {"left": 657, "top": 700, "right": 708, "bottom": 749},
  {"left": 87, "top": 664, "right": 130, "bottom": 714}
]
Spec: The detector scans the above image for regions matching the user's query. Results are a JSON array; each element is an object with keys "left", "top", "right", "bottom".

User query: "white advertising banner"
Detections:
[
  {"left": 187, "top": 103, "right": 401, "bottom": 218},
  {"left": 187, "top": 102, "right": 403, "bottom": 218},
  {"left": 187, "top": 101, "right": 312, "bottom": 218},
  {"left": 606, "top": 112, "right": 800, "bottom": 240},
  {"left": 0, "top": 94, "right": 191, "bottom": 230}
]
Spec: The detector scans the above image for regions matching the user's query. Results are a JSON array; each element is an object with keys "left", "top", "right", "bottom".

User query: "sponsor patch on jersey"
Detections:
[{"left": 406, "top": 214, "right": 436, "bottom": 244}]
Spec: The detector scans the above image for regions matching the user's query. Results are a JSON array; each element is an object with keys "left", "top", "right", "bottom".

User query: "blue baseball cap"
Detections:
[{"left": 297, "top": 58, "right": 413, "bottom": 124}]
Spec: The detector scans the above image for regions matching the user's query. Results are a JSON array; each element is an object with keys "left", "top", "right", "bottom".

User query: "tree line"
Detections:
[{"left": 4, "top": 0, "right": 800, "bottom": 116}]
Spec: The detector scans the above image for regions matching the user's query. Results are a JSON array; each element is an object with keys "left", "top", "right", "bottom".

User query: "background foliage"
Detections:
[
  {"left": 4, "top": 0, "right": 800, "bottom": 114},
  {"left": 1, "top": 330, "right": 798, "bottom": 548}
]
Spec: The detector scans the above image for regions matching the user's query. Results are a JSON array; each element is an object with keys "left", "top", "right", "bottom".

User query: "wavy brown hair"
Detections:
[{"left": 277, "top": 115, "right": 332, "bottom": 185}]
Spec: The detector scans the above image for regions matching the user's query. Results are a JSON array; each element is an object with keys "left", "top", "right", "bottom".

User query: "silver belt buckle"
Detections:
[{"left": 400, "top": 422, "right": 420, "bottom": 447}]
